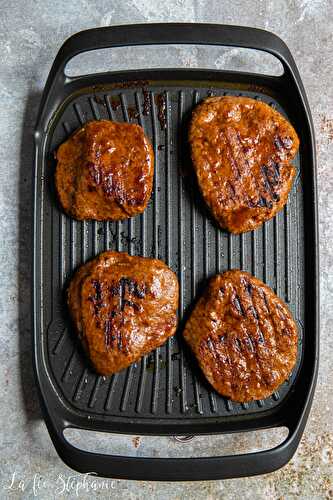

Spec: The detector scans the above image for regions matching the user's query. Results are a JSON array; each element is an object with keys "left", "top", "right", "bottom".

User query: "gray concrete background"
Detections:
[{"left": 0, "top": 0, "right": 332, "bottom": 498}]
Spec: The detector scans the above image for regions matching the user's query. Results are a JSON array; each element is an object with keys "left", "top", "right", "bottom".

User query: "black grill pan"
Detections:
[{"left": 33, "top": 24, "right": 319, "bottom": 480}]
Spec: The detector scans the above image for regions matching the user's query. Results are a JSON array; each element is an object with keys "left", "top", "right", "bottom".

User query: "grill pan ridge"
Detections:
[{"left": 33, "top": 24, "right": 319, "bottom": 480}]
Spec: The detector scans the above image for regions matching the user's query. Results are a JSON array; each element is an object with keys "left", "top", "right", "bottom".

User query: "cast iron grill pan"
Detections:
[{"left": 33, "top": 24, "right": 319, "bottom": 480}]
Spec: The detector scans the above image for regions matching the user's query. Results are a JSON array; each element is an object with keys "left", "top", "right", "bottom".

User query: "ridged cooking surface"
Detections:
[{"left": 41, "top": 84, "right": 304, "bottom": 420}]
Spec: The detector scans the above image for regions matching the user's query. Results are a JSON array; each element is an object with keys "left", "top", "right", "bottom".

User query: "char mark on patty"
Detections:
[{"left": 232, "top": 295, "right": 245, "bottom": 316}]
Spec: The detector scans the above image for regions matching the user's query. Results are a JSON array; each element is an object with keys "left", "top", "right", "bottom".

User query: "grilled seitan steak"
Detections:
[
  {"left": 189, "top": 97, "right": 299, "bottom": 233},
  {"left": 183, "top": 270, "right": 298, "bottom": 402},
  {"left": 68, "top": 251, "right": 179, "bottom": 375},
  {"left": 55, "top": 120, "right": 154, "bottom": 220}
]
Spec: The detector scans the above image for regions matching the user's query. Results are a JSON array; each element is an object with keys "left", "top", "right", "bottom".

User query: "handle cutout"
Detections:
[
  {"left": 64, "top": 426, "right": 288, "bottom": 458},
  {"left": 65, "top": 45, "right": 284, "bottom": 78}
]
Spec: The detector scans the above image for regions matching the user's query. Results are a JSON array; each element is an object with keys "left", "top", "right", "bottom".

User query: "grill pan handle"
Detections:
[
  {"left": 36, "top": 23, "right": 310, "bottom": 128},
  {"left": 43, "top": 406, "right": 307, "bottom": 481}
]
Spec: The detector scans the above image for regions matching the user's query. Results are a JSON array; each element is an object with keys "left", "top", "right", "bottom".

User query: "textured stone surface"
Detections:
[{"left": 0, "top": 0, "right": 332, "bottom": 498}]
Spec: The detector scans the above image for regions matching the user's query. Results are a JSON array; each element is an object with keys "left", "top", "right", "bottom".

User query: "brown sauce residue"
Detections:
[
  {"left": 111, "top": 98, "right": 121, "bottom": 111},
  {"left": 155, "top": 93, "right": 167, "bottom": 130},
  {"left": 128, "top": 106, "right": 139, "bottom": 120},
  {"left": 142, "top": 88, "right": 151, "bottom": 116},
  {"left": 93, "top": 95, "right": 106, "bottom": 107}
]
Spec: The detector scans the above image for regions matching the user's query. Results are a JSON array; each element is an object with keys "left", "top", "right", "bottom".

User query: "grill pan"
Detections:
[{"left": 33, "top": 24, "right": 319, "bottom": 480}]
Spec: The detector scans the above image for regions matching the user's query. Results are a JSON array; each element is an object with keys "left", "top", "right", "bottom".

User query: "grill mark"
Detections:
[
  {"left": 262, "top": 291, "right": 271, "bottom": 313},
  {"left": 87, "top": 161, "right": 101, "bottom": 185},
  {"left": 103, "top": 277, "right": 147, "bottom": 349},
  {"left": 274, "top": 135, "right": 292, "bottom": 151},
  {"left": 206, "top": 336, "right": 230, "bottom": 367},
  {"left": 229, "top": 335, "right": 251, "bottom": 395},
  {"left": 244, "top": 333, "right": 255, "bottom": 352},
  {"left": 92, "top": 280, "right": 102, "bottom": 301},
  {"left": 207, "top": 333, "right": 243, "bottom": 394},
  {"left": 135, "top": 285, "right": 146, "bottom": 298},
  {"left": 119, "top": 278, "right": 126, "bottom": 311},
  {"left": 110, "top": 277, "right": 147, "bottom": 301},
  {"left": 268, "top": 300, "right": 294, "bottom": 358},
  {"left": 261, "top": 165, "right": 275, "bottom": 190},
  {"left": 207, "top": 337, "right": 214, "bottom": 350},
  {"left": 282, "top": 136, "right": 293, "bottom": 148},
  {"left": 250, "top": 161, "right": 277, "bottom": 210},
  {"left": 272, "top": 161, "right": 281, "bottom": 180},
  {"left": 247, "top": 305, "right": 259, "bottom": 320},
  {"left": 89, "top": 280, "right": 103, "bottom": 316},
  {"left": 256, "top": 318, "right": 276, "bottom": 387},
  {"left": 234, "top": 338, "right": 242, "bottom": 351},
  {"left": 246, "top": 327, "right": 271, "bottom": 389},
  {"left": 122, "top": 299, "right": 142, "bottom": 311},
  {"left": 246, "top": 328, "right": 270, "bottom": 387},
  {"left": 240, "top": 142, "right": 258, "bottom": 211},
  {"left": 261, "top": 163, "right": 281, "bottom": 205},
  {"left": 246, "top": 298, "right": 271, "bottom": 387},
  {"left": 268, "top": 161, "right": 281, "bottom": 186},
  {"left": 242, "top": 278, "right": 266, "bottom": 348},
  {"left": 240, "top": 283, "right": 271, "bottom": 385},
  {"left": 117, "top": 329, "right": 123, "bottom": 350},
  {"left": 252, "top": 175, "right": 271, "bottom": 209},
  {"left": 257, "top": 196, "right": 273, "bottom": 209},
  {"left": 104, "top": 311, "right": 120, "bottom": 349},
  {"left": 241, "top": 278, "right": 253, "bottom": 296},
  {"left": 274, "top": 135, "right": 284, "bottom": 150},
  {"left": 242, "top": 279, "right": 261, "bottom": 321},
  {"left": 227, "top": 180, "right": 236, "bottom": 199},
  {"left": 104, "top": 310, "right": 127, "bottom": 352},
  {"left": 276, "top": 303, "right": 287, "bottom": 321},
  {"left": 232, "top": 295, "right": 245, "bottom": 316},
  {"left": 110, "top": 283, "right": 120, "bottom": 296},
  {"left": 118, "top": 278, "right": 141, "bottom": 311},
  {"left": 257, "top": 330, "right": 265, "bottom": 344},
  {"left": 252, "top": 170, "right": 261, "bottom": 191},
  {"left": 104, "top": 316, "right": 114, "bottom": 348},
  {"left": 256, "top": 289, "right": 287, "bottom": 368},
  {"left": 247, "top": 198, "right": 257, "bottom": 208},
  {"left": 229, "top": 155, "right": 241, "bottom": 179},
  {"left": 258, "top": 196, "right": 266, "bottom": 207}
]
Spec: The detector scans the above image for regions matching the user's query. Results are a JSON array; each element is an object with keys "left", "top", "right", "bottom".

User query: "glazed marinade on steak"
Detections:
[
  {"left": 68, "top": 251, "right": 179, "bottom": 375},
  {"left": 189, "top": 96, "right": 299, "bottom": 233},
  {"left": 55, "top": 120, "right": 154, "bottom": 220},
  {"left": 183, "top": 270, "right": 298, "bottom": 402}
]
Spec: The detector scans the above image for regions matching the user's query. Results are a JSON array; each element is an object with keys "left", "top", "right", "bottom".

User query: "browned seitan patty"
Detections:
[
  {"left": 183, "top": 270, "right": 298, "bottom": 402},
  {"left": 68, "top": 251, "right": 179, "bottom": 375},
  {"left": 189, "top": 96, "right": 299, "bottom": 233},
  {"left": 55, "top": 120, "right": 154, "bottom": 220}
]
